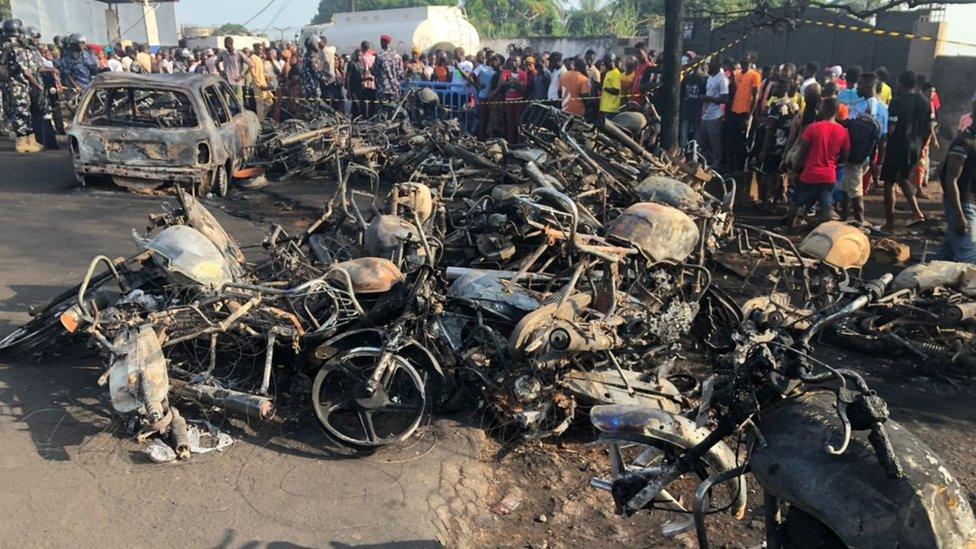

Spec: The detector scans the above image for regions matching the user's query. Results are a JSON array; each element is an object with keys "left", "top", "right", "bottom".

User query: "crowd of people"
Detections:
[
  {"left": 2, "top": 23, "right": 672, "bottom": 148},
  {"left": 675, "top": 51, "right": 976, "bottom": 265},
  {"left": 677, "top": 54, "right": 946, "bottom": 230},
  {"left": 3, "top": 17, "right": 975, "bottom": 264}
]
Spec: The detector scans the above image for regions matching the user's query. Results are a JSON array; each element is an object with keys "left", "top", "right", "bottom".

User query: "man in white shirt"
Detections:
[
  {"left": 800, "top": 61, "right": 819, "bottom": 94},
  {"left": 107, "top": 49, "right": 123, "bottom": 72},
  {"left": 546, "top": 51, "right": 565, "bottom": 101},
  {"left": 699, "top": 57, "right": 730, "bottom": 167}
]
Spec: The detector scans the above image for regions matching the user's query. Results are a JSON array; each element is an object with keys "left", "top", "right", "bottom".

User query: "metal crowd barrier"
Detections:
[{"left": 402, "top": 80, "right": 475, "bottom": 132}]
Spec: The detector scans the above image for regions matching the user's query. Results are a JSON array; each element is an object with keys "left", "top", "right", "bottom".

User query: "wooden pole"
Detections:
[{"left": 660, "top": 0, "right": 684, "bottom": 151}]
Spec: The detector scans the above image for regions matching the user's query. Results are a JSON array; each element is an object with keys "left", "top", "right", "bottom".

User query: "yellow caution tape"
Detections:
[{"left": 802, "top": 18, "right": 976, "bottom": 48}]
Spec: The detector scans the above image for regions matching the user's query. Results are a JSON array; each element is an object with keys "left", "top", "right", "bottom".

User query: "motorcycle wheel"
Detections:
[
  {"left": 311, "top": 347, "right": 427, "bottom": 448},
  {"left": 0, "top": 311, "right": 70, "bottom": 355},
  {"left": 0, "top": 287, "right": 85, "bottom": 356}
]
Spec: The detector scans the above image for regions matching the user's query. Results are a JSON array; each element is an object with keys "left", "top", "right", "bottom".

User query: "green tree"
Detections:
[
  {"left": 463, "top": 0, "right": 564, "bottom": 38},
  {"left": 217, "top": 23, "right": 251, "bottom": 35},
  {"left": 0, "top": 0, "right": 10, "bottom": 20}
]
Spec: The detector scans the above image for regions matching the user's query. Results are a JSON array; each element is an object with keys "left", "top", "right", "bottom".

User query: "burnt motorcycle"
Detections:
[{"left": 589, "top": 274, "right": 976, "bottom": 547}]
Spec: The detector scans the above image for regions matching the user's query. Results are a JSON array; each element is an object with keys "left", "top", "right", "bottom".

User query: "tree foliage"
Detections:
[
  {"left": 464, "top": 0, "right": 565, "bottom": 38},
  {"left": 217, "top": 23, "right": 251, "bottom": 35},
  {"left": 0, "top": 0, "right": 10, "bottom": 20}
]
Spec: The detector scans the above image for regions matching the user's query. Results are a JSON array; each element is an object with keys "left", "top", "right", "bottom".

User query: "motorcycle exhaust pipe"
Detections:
[{"left": 169, "top": 378, "right": 274, "bottom": 421}]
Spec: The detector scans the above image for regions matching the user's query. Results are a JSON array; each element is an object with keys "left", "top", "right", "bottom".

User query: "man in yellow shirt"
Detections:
[
  {"left": 876, "top": 66, "right": 892, "bottom": 104},
  {"left": 599, "top": 54, "right": 622, "bottom": 118},
  {"left": 135, "top": 43, "right": 152, "bottom": 73},
  {"left": 249, "top": 43, "right": 273, "bottom": 121}
]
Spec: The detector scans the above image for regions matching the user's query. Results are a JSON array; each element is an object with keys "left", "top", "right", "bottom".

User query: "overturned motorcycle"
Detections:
[{"left": 589, "top": 274, "right": 976, "bottom": 547}]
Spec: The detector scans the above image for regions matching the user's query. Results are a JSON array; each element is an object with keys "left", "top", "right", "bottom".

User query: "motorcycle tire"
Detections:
[{"left": 311, "top": 347, "right": 428, "bottom": 448}]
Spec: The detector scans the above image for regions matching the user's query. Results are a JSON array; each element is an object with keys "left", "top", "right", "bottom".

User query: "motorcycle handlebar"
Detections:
[{"left": 801, "top": 273, "right": 893, "bottom": 347}]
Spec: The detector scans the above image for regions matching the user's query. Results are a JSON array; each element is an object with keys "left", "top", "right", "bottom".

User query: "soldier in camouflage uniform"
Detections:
[
  {"left": 25, "top": 26, "right": 58, "bottom": 149},
  {"left": 3, "top": 19, "right": 43, "bottom": 153},
  {"left": 172, "top": 48, "right": 191, "bottom": 73},
  {"left": 371, "top": 34, "right": 404, "bottom": 103},
  {"left": 0, "top": 22, "right": 12, "bottom": 137},
  {"left": 301, "top": 36, "right": 333, "bottom": 101}
]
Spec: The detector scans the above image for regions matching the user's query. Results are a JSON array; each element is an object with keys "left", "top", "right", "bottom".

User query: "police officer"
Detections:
[
  {"left": 24, "top": 26, "right": 58, "bottom": 148},
  {"left": 60, "top": 33, "right": 97, "bottom": 91},
  {"left": 3, "top": 19, "right": 43, "bottom": 153},
  {"left": 172, "top": 48, "right": 191, "bottom": 73},
  {"left": 0, "top": 20, "right": 13, "bottom": 137}
]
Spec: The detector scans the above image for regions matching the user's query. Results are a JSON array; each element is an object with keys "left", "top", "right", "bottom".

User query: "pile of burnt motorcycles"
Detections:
[{"left": 3, "top": 101, "right": 975, "bottom": 547}]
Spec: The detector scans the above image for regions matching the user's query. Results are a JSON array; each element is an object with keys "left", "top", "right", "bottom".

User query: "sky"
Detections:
[{"left": 176, "top": 0, "right": 321, "bottom": 36}]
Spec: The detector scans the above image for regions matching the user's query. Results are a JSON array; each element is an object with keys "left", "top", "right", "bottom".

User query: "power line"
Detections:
[
  {"left": 240, "top": 0, "right": 282, "bottom": 29},
  {"left": 119, "top": 1, "right": 160, "bottom": 38},
  {"left": 262, "top": 0, "right": 295, "bottom": 35}
]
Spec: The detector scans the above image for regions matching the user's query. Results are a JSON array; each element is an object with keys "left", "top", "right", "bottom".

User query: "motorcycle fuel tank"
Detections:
[{"left": 608, "top": 202, "right": 700, "bottom": 262}]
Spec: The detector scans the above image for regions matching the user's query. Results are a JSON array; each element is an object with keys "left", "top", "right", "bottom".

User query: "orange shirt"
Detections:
[
  {"left": 732, "top": 69, "right": 761, "bottom": 114},
  {"left": 433, "top": 65, "right": 450, "bottom": 82},
  {"left": 559, "top": 70, "right": 592, "bottom": 116},
  {"left": 837, "top": 102, "right": 849, "bottom": 121}
]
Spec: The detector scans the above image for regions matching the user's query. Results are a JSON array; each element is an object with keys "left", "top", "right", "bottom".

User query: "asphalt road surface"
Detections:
[{"left": 0, "top": 145, "right": 488, "bottom": 547}]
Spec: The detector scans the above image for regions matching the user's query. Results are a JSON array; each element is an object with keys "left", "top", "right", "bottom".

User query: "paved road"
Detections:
[{"left": 0, "top": 145, "right": 488, "bottom": 547}]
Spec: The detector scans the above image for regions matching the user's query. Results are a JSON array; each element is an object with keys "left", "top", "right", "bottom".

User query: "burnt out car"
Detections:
[{"left": 68, "top": 73, "right": 260, "bottom": 197}]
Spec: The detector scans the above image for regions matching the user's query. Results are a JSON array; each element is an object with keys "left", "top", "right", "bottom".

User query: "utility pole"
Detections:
[
  {"left": 660, "top": 0, "right": 684, "bottom": 151},
  {"left": 273, "top": 26, "right": 290, "bottom": 41}
]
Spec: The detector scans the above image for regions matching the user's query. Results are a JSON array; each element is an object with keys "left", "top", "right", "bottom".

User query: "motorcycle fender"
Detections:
[
  {"left": 751, "top": 392, "right": 976, "bottom": 549},
  {"left": 312, "top": 329, "right": 384, "bottom": 363},
  {"left": 591, "top": 404, "right": 748, "bottom": 518},
  {"left": 312, "top": 329, "right": 444, "bottom": 380}
]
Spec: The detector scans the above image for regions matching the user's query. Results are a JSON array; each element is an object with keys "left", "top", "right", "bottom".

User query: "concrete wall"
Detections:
[
  {"left": 941, "top": 4, "right": 976, "bottom": 57},
  {"left": 931, "top": 55, "right": 976, "bottom": 138},
  {"left": 12, "top": 0, "right": 179, "bottom": 45},
  {"left": 479, "top": 35, "right": 650, "bottom": 58},
  {"left": 682, "top": 7, "right": 934, "bottom": 76},
  {"left": 184, "top": 35, "right": 271, "bottom": 52},
  {"left": 906, "top": 20, "right": 945, "bottom": 75}
]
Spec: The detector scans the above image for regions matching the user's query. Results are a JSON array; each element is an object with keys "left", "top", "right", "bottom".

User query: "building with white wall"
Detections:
[{"left": 11, "top": 0, "right": 179, "bottom": 46}]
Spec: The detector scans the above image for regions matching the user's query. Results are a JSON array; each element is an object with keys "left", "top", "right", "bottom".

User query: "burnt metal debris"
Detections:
[{"left": 5, "top": 97, "right": 976, "bottom": 546}]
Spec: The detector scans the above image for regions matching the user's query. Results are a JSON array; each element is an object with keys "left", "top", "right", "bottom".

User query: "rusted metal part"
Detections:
[
  {"left": 329, "top": 258, "right": 405, "bottom": 294},
  {"left": 798, "top": 221, "right": 872, "bottom": 269},
  {"left": 169, "top": 378, "right": 275, "bottom": 421},
  {"left": 609, "top": 203, "right": 700, "bottom": 262}
]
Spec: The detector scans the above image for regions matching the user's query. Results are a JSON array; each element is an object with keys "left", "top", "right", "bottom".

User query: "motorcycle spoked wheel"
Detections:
[
  {"left": 311, "top": 347, "right": 427, "bottom": 448},
  {"left": 594, "top": 432, "right": 739, "bottom": 535},
  {"left": 0, "top": 286, "right": 88, "bottom": 356},
  {"left": 0, "top": 310, "right": 70, "bottom": 356}
]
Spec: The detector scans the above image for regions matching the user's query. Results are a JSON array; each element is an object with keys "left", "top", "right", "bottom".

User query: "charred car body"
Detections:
[{"left": 68, "top": 73, "right": 260, "bottom": 197}]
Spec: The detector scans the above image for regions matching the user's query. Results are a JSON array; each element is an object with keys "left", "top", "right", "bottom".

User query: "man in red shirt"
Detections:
[
  {"left": 786, "top": 97, "right": 851, "bottom": 229},
  {"left": 631, "top": 44, "right": 654, "bottom": 102}
]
